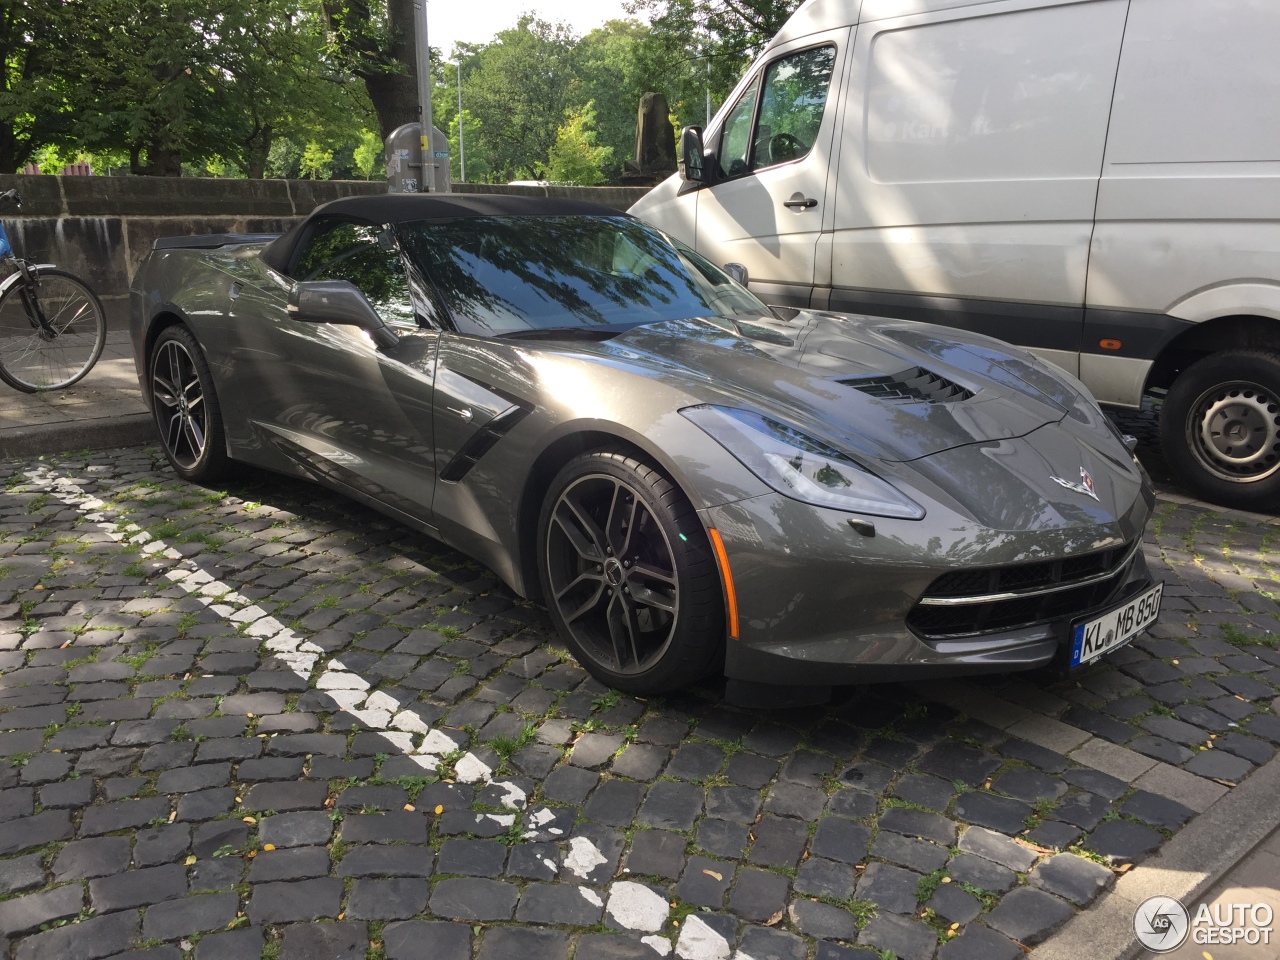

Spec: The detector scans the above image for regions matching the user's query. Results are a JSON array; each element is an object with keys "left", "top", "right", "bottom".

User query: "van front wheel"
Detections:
[{"left": 1161, "top": 350, "right": 1280, "bottom": 510}]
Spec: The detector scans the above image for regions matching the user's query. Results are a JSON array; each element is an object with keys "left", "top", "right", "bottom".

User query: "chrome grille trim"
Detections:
[{"left": 916, "top": 540, "right": 1141, "bottom": 606}]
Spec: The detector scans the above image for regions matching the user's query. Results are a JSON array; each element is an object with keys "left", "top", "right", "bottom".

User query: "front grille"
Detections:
[
  {"left": 925, "top": 542, "right": 1131, "bottom": 599},
  {"left": 907, "top": 542, "right": 1136, "bottom": 639},
  {"left": 840, "top": 366, "right": 974, "bottom": 404}
]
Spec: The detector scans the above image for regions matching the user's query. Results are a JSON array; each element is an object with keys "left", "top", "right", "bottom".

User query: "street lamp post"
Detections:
[
  {"left": 412, "top": 0, "right": 435, "bottom": 191},
  {"left": 455, "top": 60, "right": 465, "bottom": 182}
]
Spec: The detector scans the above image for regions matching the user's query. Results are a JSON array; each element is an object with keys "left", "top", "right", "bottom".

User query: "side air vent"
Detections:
[{"left": 840, "top": 366, "right": 974, "bottom": 404}]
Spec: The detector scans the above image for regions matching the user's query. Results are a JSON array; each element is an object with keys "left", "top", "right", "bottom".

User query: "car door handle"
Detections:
[{"left": 783, "top": 197, "right": 817, "bottom": 209}]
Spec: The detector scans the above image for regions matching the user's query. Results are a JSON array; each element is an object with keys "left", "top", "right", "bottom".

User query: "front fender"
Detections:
[{"left": 0, "top": 264, "right": 55, "bottom": 297}]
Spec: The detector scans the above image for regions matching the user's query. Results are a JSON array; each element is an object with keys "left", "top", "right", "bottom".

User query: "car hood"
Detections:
[{"left": 580, "top": 311, "right": 1082, "bottom": 463}]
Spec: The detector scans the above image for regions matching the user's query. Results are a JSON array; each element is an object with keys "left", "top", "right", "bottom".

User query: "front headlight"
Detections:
[{"left": 681, "top": 405, "right": 925, "bottom": 519}]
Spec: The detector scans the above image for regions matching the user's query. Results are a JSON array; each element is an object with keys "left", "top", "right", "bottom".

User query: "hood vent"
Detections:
[{"left": 840, "top": 366, "right": 974, "bottom": 404}]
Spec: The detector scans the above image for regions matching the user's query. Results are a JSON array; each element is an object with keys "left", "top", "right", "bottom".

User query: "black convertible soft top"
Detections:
[{"left": 260, "top": 193, "right": 625, "bottom": 275}]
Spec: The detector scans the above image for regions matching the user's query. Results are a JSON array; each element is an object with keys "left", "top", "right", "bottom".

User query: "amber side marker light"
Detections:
[
  {"left": 1099, "top": 338, "right": 1122, "bottom": 351},
  {"left": 707, "top": 528, "right": 739, "bottom": 640}
]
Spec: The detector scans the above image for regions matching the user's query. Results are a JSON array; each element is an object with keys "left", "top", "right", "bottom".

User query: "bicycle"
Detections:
[{"left": 0, "top": 188, "right": 106, "bottom": 391}]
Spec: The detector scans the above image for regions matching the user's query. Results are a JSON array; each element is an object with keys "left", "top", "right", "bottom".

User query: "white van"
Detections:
[{"left": 630, "top": 0, "right": 1280, "bottom": 511}]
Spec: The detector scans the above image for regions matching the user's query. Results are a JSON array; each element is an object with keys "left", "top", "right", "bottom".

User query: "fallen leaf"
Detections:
[
  {"left": 766, "top": 910, "right": 783, "bottom": 926},
  {"left": 338, "top": 913, "right": 344, "bottom": 921},
  {"left": 941, "top": 877, "right": 952, "bottom": 883},
  {"left": 263, "top": 844, "right": 276, "bottom": 851},
  {"left": 403, "top": 804, "right": 415, "bottom": 812},
  {"left": 702, "top": 869, "right": 722, "bottom": 881},
  {"left": 242, "top": 816, "right": 257, "bottom": 824},
  {"left": 434, "top": 805, "right": 444, "bottom": 815},
  {"left": 245, "top": 850, "right": 256, "bottom": 858},
  {"left": 185, "top": 856, "right": 197, "bottom": 865},
  {"left": 168, "top": 811, "right": 176, "bottom": 822}
]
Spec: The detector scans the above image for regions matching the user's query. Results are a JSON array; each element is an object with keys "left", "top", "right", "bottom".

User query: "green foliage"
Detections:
[
  {"left": 299, "top": 142, "right": 335, "bottom": 180},
  {"left": 461, "top": 16, "right": 581, "bottom": 181},
  {"left": 352, "top": 130, "right": 384, "bottom": 179}
]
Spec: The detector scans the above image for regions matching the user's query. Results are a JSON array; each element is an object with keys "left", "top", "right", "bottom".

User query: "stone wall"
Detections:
[{"left": 0, "top": 175, "right": 652, "bottom": 328}]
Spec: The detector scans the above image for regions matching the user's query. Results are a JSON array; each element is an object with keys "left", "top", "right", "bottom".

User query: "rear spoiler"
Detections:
[{"left": 152, "top": 233, "right": 279, "bottom": 251}]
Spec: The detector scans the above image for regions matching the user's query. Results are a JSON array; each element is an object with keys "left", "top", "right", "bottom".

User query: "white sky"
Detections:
[{"left": 427, "top": 0, "right": 639, "bottom": 59}]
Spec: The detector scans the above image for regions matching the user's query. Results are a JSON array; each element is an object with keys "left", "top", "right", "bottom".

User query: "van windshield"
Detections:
[{"left": 398, "top": 215, "right": 770, "bottom": 337}]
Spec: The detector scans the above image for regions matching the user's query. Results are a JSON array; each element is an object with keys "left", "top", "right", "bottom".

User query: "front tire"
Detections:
[
  {"left": 149, "top": 325, "right": 232, "bottom": 483},
  {"left": 537, "top": 449, "right": 724, "bottom": 695},
  {"left": 1160, "top": 349, "right": 1280, "bottom": 511}
]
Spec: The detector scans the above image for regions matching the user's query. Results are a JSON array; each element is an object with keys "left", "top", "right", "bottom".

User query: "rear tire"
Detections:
[
  {"left": 537, "top": 449, "right": 725, "bottom": 694},
  {"left": 149, "top": 325, "right": 233, "bottom": 483},
  {"left": 0, "top": 267, "right": 106, "bottom": 392},
  {"left": 1160, "top": 349, "right": 1280, "bottom": 511}
]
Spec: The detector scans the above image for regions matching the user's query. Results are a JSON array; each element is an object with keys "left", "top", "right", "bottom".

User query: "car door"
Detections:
[
  {"left": 695, "top": 33, "right": 848, "bottom": 307},
  {"left": 225, "top": 219, "right": 441, "bottom": 520}
]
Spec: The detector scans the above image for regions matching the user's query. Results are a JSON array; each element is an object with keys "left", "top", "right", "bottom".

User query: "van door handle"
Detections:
[{"left": 783, "top": 196, "right": 817, "bottom": 209}]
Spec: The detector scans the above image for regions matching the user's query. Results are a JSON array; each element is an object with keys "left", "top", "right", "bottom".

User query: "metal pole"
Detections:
[
  {"left": 456, "top": 59, "right": 465, "bottom": 183},
  {"left": 412, "top": 0, "right": 436, "bottom": 191}
]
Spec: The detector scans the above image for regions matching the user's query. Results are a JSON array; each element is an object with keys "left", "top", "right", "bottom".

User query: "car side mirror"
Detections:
[
  {"left": 288, "top": 280, "right": 400, "bottom": 349},
  {"left": 723, "top": 263, "right": 749, "bottom": 286},
  {"left": 680, "top": 126, "right": 707, "bottom": 183}
]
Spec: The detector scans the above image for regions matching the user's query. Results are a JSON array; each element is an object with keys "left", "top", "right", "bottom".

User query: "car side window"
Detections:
[
  {"left": 294, "top": 220, "right": 417, "bottom": 327},
  {"left": 752, "top": 46, "right": 837, "bottom": 170},
  {"left": 717, "top": 78, "right": 760, "bottom": 179}
]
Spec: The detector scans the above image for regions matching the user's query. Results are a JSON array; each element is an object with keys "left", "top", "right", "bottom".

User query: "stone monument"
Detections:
[{"left": 621, "top": 92, "right": 678, "bottom": 185}]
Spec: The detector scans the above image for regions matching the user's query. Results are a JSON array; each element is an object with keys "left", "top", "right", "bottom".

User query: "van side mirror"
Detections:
[
  {"left": 288, "top": 280, "right": 400, "bottom": 349},
  {"left": 680, "top": 126, "right": 707, "bottom": 183},
  {"left": 723, "top": 263, "right": 749, "bottom": 286}
]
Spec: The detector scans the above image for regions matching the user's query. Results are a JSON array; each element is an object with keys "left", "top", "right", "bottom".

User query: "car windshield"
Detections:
[{"left": 397, "top": 215, "right": 769, "bottom": 336}]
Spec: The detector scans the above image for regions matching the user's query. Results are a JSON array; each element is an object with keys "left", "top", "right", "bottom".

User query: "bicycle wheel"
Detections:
[{"left": 0, "top": 267, "right": 107, "bottom": 392}]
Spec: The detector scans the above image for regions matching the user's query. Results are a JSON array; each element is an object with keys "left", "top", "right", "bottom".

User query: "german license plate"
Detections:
[{"left": 1070, "top": 583, "right": 1163, "bottom": 668}]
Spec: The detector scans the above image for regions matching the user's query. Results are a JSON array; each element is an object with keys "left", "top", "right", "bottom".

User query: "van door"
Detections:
[
  {"left": 827, "top": 0, "right": 1128, "bottom": 377},
  {"left": 695, "top": 30, "right": 850, "bottom": 308}
]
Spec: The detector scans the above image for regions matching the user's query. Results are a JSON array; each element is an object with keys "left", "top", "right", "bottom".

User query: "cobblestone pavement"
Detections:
[{"left": 0, "top": 446, "right": 1277, "bottom": 960}]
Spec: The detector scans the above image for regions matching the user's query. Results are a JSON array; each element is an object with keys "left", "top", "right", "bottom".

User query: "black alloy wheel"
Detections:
[
  {"left": 538, "top": 450, "right": 724, "bottom": 694},
  {"left": 1161, "top": 349, "right": 1280, "bottom": 511},
  {"left": 149, "top": 326, "right": 232, "bottom": 482}
]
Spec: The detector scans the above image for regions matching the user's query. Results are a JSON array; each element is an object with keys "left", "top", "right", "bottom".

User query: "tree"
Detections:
[
  {"left": 352, "top": 129, "right": 383, "bottom": 179},
  {"left": 0, "top": 0, "right": 79, "bottom": 173},
  {"left": 462, "top": 17, "right": 581, "bottom": 182},
  {"left": 576, "top": 21, "right": 666, "bottom": 179},
  {"left": 546, "top": 102, "right": 613, "bottom": 185},
  {"left": 299, "top": 141, "right": 335, "bottom": 179},
  {"left": 321, "top": 0, "right": 419, "bottom": 140},
  {"left": 624, "top": 0, "right": 804, "bottom": 132}
]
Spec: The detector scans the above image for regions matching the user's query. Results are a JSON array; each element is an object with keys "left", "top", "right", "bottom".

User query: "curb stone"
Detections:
[
  {"left": 1029, "top": 746, "right": 1280, "bottom": 960},
  {"left": 0, "top": 411, "right": 153, "bottom": 461}
]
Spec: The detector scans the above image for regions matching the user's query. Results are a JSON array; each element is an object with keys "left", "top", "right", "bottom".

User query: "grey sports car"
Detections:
[{"left": 130, "top": 194, "right": 1159, "bottom": 697}]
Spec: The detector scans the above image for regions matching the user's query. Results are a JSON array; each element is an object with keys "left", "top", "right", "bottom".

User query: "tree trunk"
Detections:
[
  {"left": 246, "top": 123, "right": 272, "bottom": 179},
  {"left": 0, "top": 125, "right": 17, "bottom": 174},
  {"left": 141, "top": 142, "right": 183, "bottom": 176},
  {"left": 323, "top": 0, "right": 419, "bottom": 142},
  {"left": 366, "top": 0, "right": 419, "bottom": 139}
]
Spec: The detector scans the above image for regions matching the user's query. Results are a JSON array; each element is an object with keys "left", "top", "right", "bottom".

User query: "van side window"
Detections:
[
  {"left": 718, "top": 79, "right": 760, "bottom": 179},
  {"left": 752, "top": 46, "right": 837, "bottom": 170}
]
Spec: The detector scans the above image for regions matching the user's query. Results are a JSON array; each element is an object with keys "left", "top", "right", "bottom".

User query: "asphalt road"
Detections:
[{"left": 0, "top": 446, "right": 1276, "bottom": 960}]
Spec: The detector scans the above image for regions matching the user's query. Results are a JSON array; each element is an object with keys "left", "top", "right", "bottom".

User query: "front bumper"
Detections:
[{"left": 705, "top": 488, "right": 1154, "bottom": 687}]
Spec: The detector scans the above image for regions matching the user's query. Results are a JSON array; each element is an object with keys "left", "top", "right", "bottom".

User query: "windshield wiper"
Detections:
[{"left": 497, "top": 326, "right": 627, "bottom": 341}]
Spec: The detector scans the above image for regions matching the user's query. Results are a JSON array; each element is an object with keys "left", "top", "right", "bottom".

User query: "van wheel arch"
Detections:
[{"left": 1145, "top": 314, "right": 1280, "bottom": 394}]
